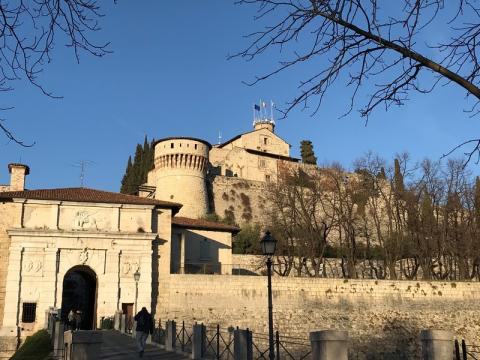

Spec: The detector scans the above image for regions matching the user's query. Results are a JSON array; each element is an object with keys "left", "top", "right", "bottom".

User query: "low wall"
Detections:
[
  {"left": 159, "top": 275, "right": 480, "bottom": 358},
  {"left": 0, "top": 336, "right": 16, "bottom": 359}
]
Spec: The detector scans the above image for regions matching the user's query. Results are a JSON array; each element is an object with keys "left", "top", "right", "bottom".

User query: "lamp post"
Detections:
[
  {"left": 260, "top": 230, "right": 277, "bottom": 360},
  {"left": 134, "top": 270, "right": 140, "bottom": 315}
]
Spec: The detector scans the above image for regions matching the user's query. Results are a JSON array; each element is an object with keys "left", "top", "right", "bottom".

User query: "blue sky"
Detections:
[{"left": 1, "top": 1, "right": 479, "bottom": 190}]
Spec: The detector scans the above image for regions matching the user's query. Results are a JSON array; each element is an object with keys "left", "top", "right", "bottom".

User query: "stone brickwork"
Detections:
[
  {"left": 210, "top": 176, "right": 268, "bottom": 225},
  {"left": 159, "top": 275, "right": 480, "bottom": 359},
  {"left": 0, "top": 335, "right": 16, "bottom": 359}
]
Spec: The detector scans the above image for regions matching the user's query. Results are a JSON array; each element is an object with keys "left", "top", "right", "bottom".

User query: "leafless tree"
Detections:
[
  {"left": 234, "top": 0, "right": 480, "bottom": 160},
  {"left": 0, "top": 0, "right": 110, "bottom": 146}
]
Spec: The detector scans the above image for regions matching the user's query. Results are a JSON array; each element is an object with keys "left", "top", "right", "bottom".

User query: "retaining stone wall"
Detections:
[{"left": 159, "top": 275, "right": 480, "bottom": 359}]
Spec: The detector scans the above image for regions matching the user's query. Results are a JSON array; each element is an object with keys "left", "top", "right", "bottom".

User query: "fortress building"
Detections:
[{"left": 144, "top": 117, "right": 300, "bottom": 224}]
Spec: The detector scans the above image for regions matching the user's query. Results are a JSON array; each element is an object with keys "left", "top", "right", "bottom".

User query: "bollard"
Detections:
[
  {"left": 44, "top": 310, "right": 50, "bottom": 330},
  {"left": 53, "top": 320, "right": 65, "bottom": 357},
  {"left": 166, "top": 320, "right": 177, "bottom": 351},
  {"left": 234, "top": 328, "right": 252, "bottom": 360},
  {"left": 192, "top": 323, "right": 206, "bottom": 360},
  {"left": 309, "top": 330, "right": 348, "bottom": 360},
  {"left": 64, "top": 330, "right": 103, "bottom": 360},
  {"left": 121, "top": 314, "right": 126, "bottom": 333},
  {"left": 114, "top": 310, "right": 122, "bottom": 331},
  {"left": 420, "top": 330, "right": 453, "bottom": 360}
]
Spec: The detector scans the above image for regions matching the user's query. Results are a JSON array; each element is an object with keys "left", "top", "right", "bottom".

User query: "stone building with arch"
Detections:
[{"left": 0, "top": 163, "right": 239, "bottom": 340}]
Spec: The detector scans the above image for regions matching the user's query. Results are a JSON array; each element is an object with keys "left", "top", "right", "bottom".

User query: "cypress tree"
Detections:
[
  {"left": 300, "top": 140, "right": 317, "bottom": 165},
  {"left": 393, "top": 158, "right": 405, "bottom": 194},
  {"left": 120, "top": 156, "right": 133, "bottom": 194},
  {"left": 120, "top": 137, "right": 157, "bottom": 194}
]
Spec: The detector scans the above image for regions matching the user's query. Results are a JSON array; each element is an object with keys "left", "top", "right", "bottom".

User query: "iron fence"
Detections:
[
  {"left": 249, "top": 329, "right": 311, "bottom": 360},
  {"left": 176, "top": 320, "right": 193, "bottom": 353},
  {"left": 203, "top": 324, "right": 235, "bottom": 360},
  {"left": 456, "top": 339, "right": 480, "bottom": 360}
]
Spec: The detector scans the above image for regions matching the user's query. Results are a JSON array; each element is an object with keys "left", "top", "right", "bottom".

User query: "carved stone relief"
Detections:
[
  {"left": 73, "top": 210, "right": 98, "bottom": 230},
  {"left": 121, "top": 258, "right": 140, "bottom": 277},
  {"left": 22, "top": 256, "right": 43, "bottom": 277}
]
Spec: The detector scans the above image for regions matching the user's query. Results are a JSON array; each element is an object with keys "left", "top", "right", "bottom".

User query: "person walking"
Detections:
[
  {"left": 75, "top": 310, "right": 82, "bottom": 331},
  {"left": 67, "top": 309, "right": 75, "bottom": 330},
  {"left": 134, "top": 307, "right": 153, "bottom": 358}
]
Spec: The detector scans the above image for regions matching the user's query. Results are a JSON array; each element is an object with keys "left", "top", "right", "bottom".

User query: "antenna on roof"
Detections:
[{"left": 70, "top": 160, "right": 95, "bottom": 187}]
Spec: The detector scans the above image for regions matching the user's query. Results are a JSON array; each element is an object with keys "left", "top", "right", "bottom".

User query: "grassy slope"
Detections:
[{"left": 10, "top": 330, "right": 52, "bottom": 360}]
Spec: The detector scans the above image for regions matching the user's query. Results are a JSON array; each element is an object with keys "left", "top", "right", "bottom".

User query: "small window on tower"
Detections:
[
  {"left": 259, "top": 160, "right": 266, "bottom": 168},
  {"left": 22, "top": 303, "right": 36, "bottom": 323},
  {"left": 264, "top": 137, "right": 268, "bottom": 145},
  {"left": 195, "top": 144, "right": 198, "bottom": 149},
  {"left": 265, "top": 174, "right": 271, "bottom": 182},
  {"left": 171, "top": 143, "right": 174, "bottom": 149}
]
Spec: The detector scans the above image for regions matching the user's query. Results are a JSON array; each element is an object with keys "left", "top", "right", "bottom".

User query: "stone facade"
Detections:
[
  {"left": 0, "top": 166, "right": 237, "bottom": 346},
  {"left": 159, "top": 275, "right": 480, "bottom": 358}
]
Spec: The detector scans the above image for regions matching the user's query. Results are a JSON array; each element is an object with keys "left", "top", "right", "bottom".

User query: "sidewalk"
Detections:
[{"left": 100, "top": 330, "right": 188, "bottom": 359}]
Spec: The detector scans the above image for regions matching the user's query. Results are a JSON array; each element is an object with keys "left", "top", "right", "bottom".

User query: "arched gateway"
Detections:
[{"left": 61, "top": 265, "right": 97, "bottom": 330}]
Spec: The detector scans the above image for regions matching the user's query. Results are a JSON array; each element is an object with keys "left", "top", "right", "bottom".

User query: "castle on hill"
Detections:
[{"left": 143, "top": 117, "right": 300, "bottom": 224}]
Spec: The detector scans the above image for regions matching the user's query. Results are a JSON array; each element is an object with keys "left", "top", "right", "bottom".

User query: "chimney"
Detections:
[{"left": 8, "top": 163, "right": 29, "bottom": 191}]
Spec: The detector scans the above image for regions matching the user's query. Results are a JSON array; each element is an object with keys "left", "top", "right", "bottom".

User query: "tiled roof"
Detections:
[
  {"left": 172, "top": 216, "right": 240, "bottom": 234},
  {"left": 0, "top": 187, "right": 182, "bottom": 211}
]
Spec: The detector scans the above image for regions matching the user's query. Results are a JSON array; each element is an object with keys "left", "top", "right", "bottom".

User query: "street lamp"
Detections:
[
  {"left": 260, "top": 230, "right": 277, "bottom": 360},
  {"left": 134, "top": 270, "right": 140, "bottom": 315}
]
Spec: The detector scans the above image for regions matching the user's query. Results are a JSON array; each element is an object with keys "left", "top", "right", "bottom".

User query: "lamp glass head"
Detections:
[
  {"left": 134, "top": 270, "right": 141, "bottom": 282},
  {"left": 260, "top": 230, "right": 277, "bottom": 256}
]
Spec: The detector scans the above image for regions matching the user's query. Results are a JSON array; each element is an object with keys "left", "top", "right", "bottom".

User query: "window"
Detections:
[
  {"left": 22, "top": 303, "right": 36, "bottom": 323},
  {"left": 171, "top": 143, "right": 174, "bottom": 149},
  {"left": 265, "top": 174, "right": 271, "bottom": 182},
  {"left": 264, "top": 137, "right": 268, "bottom": 145},
  {"left": 259, "top": 160, "right": 266, "bottom": 168},
  {"left": 195, "top": 144, "right": 198, "bottom": 149}
]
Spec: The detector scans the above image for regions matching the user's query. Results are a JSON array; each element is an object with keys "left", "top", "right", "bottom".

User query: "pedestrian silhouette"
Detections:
[{"left": 134, "top": 307, "right": 153, "bottom": 358}]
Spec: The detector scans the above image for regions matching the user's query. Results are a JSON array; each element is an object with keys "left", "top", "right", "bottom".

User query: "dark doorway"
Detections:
[{"left": 61, "top": 266, "right": 97, "bottom": 330}]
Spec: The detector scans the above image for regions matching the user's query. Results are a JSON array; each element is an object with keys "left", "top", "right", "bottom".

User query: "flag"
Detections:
[{"left": 254, "top": 104, "right": 260, "bottom": 111}]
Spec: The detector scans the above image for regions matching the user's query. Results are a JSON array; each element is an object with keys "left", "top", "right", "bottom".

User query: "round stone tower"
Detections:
[{"left": 153, "top": 137, "right": 211, "bottom": 218}]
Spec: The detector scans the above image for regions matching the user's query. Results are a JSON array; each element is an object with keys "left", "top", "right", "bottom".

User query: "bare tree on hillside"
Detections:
[
  {"left": 0, "top": 0, "right": 110, "bottom": 146},
  {"left": 235, "top": 0, "right": 480, "bottom": 160},
  {"left": 266, "top": 162, "right": 335, "bottom": 276}
]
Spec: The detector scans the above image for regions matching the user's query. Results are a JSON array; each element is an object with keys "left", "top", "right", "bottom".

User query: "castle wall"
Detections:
[
  {"left": 159, "top": 275, "right": 480, "bottom": 358},
  {"left": 210, "top": 176, "right": 269, "bottom": 225}
]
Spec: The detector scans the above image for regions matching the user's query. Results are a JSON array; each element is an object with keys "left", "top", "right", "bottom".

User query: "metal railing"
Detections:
[
  {"left": 204, "top": 324, "right": 235, "bottom": 360},
  {"left": 456, "top": 339, "right": 480, "bottom": 360}
]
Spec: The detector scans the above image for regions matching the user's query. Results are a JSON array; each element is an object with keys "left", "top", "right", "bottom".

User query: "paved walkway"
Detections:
[{"left": 100, "top": 330, "right": 188, "bottom": 359}]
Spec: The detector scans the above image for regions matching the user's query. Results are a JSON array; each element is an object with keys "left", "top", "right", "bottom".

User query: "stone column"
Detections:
[
  {"left": 166, "top": 320, "right": 176, "bottom": 351},
  {"left": 180, "top": 232, "right": 186, "bottom": 274},
  {"left": 309, "top": 330, "right": 348, "bottom": 360},
  {"left": 234, "top": 329, "right": 252, "bottom": 360},
  {"left": 64, "top": 330, "right": 103, "bottom": 360},
  {"left": 114, "top": 310, "right": 122, "bottom": 331},
  {"left": 192, "top": 323, "right": 206, "bottom": 359},
  {"left": 420, "top": 330, "right": 453, "bottom": 360}
]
